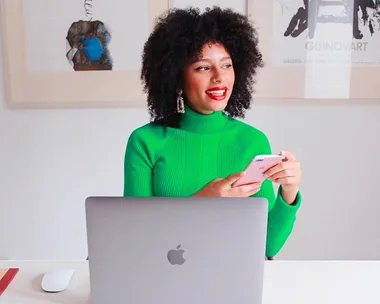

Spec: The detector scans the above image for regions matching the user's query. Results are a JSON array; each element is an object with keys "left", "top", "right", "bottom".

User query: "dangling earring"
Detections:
[{"left": 177, "top": 89, "right": 185, "bottom": 113}]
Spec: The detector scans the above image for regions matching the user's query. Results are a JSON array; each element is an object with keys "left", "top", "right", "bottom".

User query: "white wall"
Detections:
[{"left": 1, "top": 1, "right": 380, "bottom": 261}]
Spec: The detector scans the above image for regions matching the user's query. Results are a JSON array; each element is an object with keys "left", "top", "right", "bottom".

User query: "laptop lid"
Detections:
[{"left": 85, "top": 196, "right": 268, "bottom": 304}]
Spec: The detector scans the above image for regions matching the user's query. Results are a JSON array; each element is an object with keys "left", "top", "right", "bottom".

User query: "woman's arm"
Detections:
[
  {"left": 263, "top": 183, "right": 302, "bottom": 258},
  {"left": 123, "top": 129, "right": 154, "bottom": 197},
  {"left": 252, "top": 133, "right": 302, "bottom": 258}
]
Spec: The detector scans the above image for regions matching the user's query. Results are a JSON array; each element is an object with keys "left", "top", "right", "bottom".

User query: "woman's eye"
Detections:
[
  {"left": 223, "top": 63, "right": 233, "bottom": 68},
  {"left": 195, "top": 66, "right": 210, "bottom": 71}
]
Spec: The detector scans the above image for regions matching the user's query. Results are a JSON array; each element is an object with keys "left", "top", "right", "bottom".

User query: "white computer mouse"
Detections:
[{"left": 41, "top": 268, "right": 75, "bottom": 293}]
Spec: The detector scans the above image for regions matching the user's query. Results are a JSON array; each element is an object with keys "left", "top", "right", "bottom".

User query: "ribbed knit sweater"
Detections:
[{"left": 123, "top": 105, "right": 301, "bottom": 258}]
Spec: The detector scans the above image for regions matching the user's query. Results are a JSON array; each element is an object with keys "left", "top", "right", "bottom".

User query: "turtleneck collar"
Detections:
[{"left": 179, "top": 104, "right": 230, "bottom": 134}]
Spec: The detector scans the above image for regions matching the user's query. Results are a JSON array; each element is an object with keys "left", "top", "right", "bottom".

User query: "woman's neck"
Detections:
[{"left": 179, "top": 104, "right": 229, "bottom": 134}]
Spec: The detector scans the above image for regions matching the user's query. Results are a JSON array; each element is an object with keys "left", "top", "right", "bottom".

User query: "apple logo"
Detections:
[{"left": 167, "top": 244, "right": 186, "bottom": 265}]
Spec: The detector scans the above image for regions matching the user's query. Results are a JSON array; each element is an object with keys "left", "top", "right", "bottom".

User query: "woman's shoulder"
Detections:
[
  {"left": 229, "top": 117, "right": 269, "bottom": 142},
  {"left": 228, "top": 118, "right": 272, "bottom": 153},
  {"left": 129, "top": 121, "right": 165, "bottom": 136},
  {"left": 126, "top": 122, "right": 173, "bottom": 146}
]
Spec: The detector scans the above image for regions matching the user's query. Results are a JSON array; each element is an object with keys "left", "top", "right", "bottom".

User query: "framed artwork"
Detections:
[
  {"left": 248, "top": 0, "right": 380, "bottom": 99},
  {"left": 0, "top": 0, "right": 169, "bottom": 108}
]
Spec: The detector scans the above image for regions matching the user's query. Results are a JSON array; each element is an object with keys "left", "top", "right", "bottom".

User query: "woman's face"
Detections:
[{"left": 182, "top": 42, "right": 235, "bottom": 114}]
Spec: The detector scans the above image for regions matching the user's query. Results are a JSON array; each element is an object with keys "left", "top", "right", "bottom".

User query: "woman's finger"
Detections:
[
  {"left": 281, "top": 150, "right": 297, "bottom": 161},
  {"left": 268, "top": 169, "right": 299, "bottom": 181},
  {"left": 219, "top": 171, "right": 246, "bottom": 188},
  {"left": 228, "top": 183, "right": 261, "bottom": 197},
  {"left": 272, "top": 176, "right": 300, "bottom": 185},
  {"left": 264, "top": 161, "right": 300, "bottom": 178}
]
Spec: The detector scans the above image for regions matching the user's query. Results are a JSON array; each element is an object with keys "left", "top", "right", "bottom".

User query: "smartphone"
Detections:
[{"left": 233, "top": 154, "right": 284, "bottom": 187}]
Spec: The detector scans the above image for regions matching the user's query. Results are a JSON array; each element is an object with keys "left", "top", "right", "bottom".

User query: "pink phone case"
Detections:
[{"left": 233, "top": 155, "right": 284, "bottom": 187}]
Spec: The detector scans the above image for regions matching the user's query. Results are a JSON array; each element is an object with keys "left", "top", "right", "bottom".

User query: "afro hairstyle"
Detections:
[{"left": 140, "top": 6, "right": 264, "bottom": 128}]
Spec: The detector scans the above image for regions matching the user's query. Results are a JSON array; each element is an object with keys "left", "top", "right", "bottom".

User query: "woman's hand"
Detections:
[
  {"left": 263, "top": 150, "right": 302, "bottom": 204},
  {"left": 193, "top": 171, "right": 261, "bottom": 197}
]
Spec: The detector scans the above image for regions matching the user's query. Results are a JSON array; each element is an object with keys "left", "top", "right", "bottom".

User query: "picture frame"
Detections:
[
  {"left": 0, "top": 0, "right": 169, "bottom": 108},
  {"left": 248, "top": 0, "right": 380, "bottom": 100}
]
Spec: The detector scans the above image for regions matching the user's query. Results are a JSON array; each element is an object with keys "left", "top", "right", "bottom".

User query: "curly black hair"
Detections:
[{"left": 141, "top": 6, "right": 264, "bottom": 128}]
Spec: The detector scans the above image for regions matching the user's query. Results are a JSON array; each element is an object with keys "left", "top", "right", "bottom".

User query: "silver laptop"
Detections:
[{"left": 85, "top": 196, "right": 268, "bottom": 304}]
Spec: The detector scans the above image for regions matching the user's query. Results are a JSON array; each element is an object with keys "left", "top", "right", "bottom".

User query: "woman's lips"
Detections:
[{"left": 206, "top": 87, "right": 227, "bottom": 100}]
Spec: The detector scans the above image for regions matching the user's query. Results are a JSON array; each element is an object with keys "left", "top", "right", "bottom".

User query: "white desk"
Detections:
[{"left": 0, "top": 260, "right": 379, "bottom": 304}]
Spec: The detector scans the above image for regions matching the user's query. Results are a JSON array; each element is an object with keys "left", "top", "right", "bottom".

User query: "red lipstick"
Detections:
[{"left": 205, "top": 87, "right": 227, "bottom": 101}]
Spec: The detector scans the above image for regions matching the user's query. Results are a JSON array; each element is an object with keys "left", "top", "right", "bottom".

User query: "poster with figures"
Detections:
[
  {"left": 273, "top": 0, "right": 380, "bottom": 67},
  {"left": 247, "top": 0, "right": 380, "bottom": 99}
]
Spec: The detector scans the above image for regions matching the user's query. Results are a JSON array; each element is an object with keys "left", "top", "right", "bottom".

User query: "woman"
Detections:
[{"left": 123, "top": 6, "right": 302, "bottom": 259}]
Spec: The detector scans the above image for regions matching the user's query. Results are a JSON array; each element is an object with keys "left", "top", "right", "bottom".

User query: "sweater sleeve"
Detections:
[
  {"left": 266, "top": 185, "right": 302, "bottom": 258},
  {"left": 253, "top": 132, "right": 302, "bottom": 258},
  {"left": 123, "top": 128, "right": 154, "bottom": 197}
]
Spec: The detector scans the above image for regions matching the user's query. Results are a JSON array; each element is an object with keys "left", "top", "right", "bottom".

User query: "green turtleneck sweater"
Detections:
[{"left": 123, "top": 105, "right": 301, "bottom": 258}]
